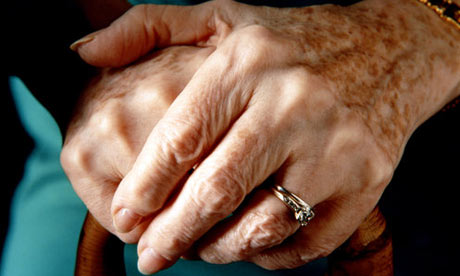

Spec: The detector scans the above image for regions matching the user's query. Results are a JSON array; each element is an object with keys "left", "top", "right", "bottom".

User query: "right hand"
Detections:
[
  {"left": 61, "top": 46, "right": 213, "bottom": 243},
  {"left": 68, "top": 1, "right": 459, "bottom": 274}
]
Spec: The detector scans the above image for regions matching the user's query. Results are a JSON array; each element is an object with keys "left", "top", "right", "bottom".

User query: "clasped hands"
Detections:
[{"left": 61, "top": 0, "right": 460, "bottom": 274}]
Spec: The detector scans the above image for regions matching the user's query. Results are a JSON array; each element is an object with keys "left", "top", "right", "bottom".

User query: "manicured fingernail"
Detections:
[
  {"left": 70, "top": 35, "right": 95, "bottom": 51},
  {"left": 113, "top": 208, "right": 141, "bottom": 233},
  {"left": 138, "top": 248, "right": 169, "bottom": 275}
]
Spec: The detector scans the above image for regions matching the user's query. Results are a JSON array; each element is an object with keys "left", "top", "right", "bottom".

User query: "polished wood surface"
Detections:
[{"left": 75, "top": 213, "right": 126, "bottom": 276}]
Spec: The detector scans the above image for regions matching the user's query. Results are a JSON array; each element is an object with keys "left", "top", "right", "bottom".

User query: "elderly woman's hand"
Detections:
[
  {"left": 61, "top": 46, "right": 213, "bottom": 243},
  {"left": 69, "top": 0, "right": 460, "bottom": 274}
]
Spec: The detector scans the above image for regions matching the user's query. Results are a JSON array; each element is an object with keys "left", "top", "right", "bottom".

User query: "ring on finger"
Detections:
[{"left": 271, "top": 185, "right": 315, "bottom": 227}]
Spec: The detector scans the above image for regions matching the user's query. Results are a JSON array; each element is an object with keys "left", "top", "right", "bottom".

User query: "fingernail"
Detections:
[
  {"left": 113, "top": 208, "right": 142, "bottom": 233},
  {"left": 138, "top": 248, "right": 170, "bottom": 275},
  {"left": 70, "top": 35, "right": 95, "bottom": 51}
]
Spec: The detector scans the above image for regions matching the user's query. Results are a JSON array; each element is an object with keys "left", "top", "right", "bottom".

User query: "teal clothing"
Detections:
[
  {"left": 1, "top": 77, "right": 86, "bottom": 276},
  {"left": 1, "top": 1, "right": 332, "bottom": 275}
]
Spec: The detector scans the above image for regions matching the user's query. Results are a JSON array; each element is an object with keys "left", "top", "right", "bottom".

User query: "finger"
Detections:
[
  {"left": 192, "top": 189, "right": 299, "bottom": 263},
  {"left": 247, "top": 195, "right": 380, "bottom": 270},
  {"left": 109, "top": 38, "right": 261, "bottom": 234},
  {"left": 243, "top": 123, "right": 391, "bottom": 269},
  {"left": 191, "top": 158, "right": 335, "bottom": 263},
  {"left": 135, "top": 100, "right": 291, "bottom": 275},
  {"left": 61, "top": 132, "right": 149, "bottom": 243},
  {"left": 62, "top": 46, "right": 209, "bottom": 242},
  {"left": 70, "top": 2, "right": 224, "bottom": 67},
  {"left": 188, "top": 127, "right": 381, "bottom": 264},
  {"left": 110, "top": 24, "right": 294, "bottom": 234}
]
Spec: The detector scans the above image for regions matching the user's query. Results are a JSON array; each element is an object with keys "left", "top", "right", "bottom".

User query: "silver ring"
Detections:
[{"left": 271, "top": 185, "right": 315, "bottom": 227}]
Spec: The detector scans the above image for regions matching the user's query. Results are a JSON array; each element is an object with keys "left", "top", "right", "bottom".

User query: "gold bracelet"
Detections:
[{"left": 416, "top": 0, "right": 460, "bottom": 30}]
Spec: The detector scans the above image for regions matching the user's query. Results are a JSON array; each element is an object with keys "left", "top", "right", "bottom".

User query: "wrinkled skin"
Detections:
[
  {"left": 63, "top": 46, "right": 213, "bottom": 242},
  {"left": 62, "top": 0, "right": 460, "bottom": 274}
]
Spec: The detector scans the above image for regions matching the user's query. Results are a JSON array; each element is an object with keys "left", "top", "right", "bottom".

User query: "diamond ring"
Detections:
[{"left": 271, "top": 185, "right": 315, "bottom": 227}]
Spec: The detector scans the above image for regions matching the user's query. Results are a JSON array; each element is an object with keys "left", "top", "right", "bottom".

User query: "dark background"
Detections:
[{"left": 381, "top": 103, "right": 460, "bottom": 276}]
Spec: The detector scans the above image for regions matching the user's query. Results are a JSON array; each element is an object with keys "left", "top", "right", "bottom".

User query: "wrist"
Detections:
[
  {"left": 320, "top": 0, "right": 460, "bottom": 162},
  {"left": 402, "top": 0, "right": 460, "bottom": 122},
  {"left": 356, "top": 0, "right": 460, "bottom": 119}
]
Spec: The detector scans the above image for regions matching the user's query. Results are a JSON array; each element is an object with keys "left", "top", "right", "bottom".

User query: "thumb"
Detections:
[{"left": 70, "top": 3, "right": 218, "bottom": 67}]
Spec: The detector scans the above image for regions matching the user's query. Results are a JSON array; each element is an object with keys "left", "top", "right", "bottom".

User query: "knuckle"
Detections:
[
  {"left": 60, "top": 141, "right": 91, "bottom": 176},
  {"left": 158, "top": 117, "right": 205, "bottom": 167},
  {"left": 284, "top": 67, "right": 331, "bottom": 98},
  {"left": 280, "top": 68, "right": 338, "bottom": 126},
  {"left": 62, "top": 101, "right": 137, "bottom": 178},
  {"left": 234, "top": 25, "right": 274, "bottom": 67},
  {"left": 361, "top": 147, "right": 394, "bottom": 192},
  {"left": 285, "top": 66, "right": 312, "bottom": 83},
  {"left": 59, "top": 145, "right": 74, "bottom": 172},
  {"left": 240, "top": 25, "right": 273, "bottom": 42},
  {"left": 327, "top": 113, "right": 395, "bottom": 195},
  {"left": 237, "top": 212, "right": 291, "bottom": 257},
  {"left": 344, "top": 117, "right": 395, "bottom": 193},
  {"left": 90, "top": 100, "right": 124, "bottom": 137},
  {"left": 190, "top": 167, "right": 246, "bottom": 220},
  {"left": 280, "top": 69, "right": 311, "bottom": 103}
]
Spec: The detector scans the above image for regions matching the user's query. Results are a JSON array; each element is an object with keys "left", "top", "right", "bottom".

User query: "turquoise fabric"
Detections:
[
  {"left": 1, "top": 77, "right": 86, "bottom": 276},
  {"left": 1, "top": 1, "right": 327, "bottom": 275}
]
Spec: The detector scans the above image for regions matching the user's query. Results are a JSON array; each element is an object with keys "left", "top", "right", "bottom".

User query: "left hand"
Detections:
[
  {"left": 61, "top": 45, "right": 213, "bottom": 243},
  {"left": 71, "top": 0, "right": 460, "bottom": 274}
]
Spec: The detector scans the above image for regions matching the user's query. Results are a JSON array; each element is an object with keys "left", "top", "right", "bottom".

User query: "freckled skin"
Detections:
[
  {"left": 62, "top": 0, "right": 460, "bottom": 273},
  {"left": 249, "top": 0, "right": 460, "bottom": 162}
]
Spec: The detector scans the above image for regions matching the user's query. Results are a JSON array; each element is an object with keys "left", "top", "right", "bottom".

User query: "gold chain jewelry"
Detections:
[{"left": 416, "top": 0, "right": 460, "bottom": 30}]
